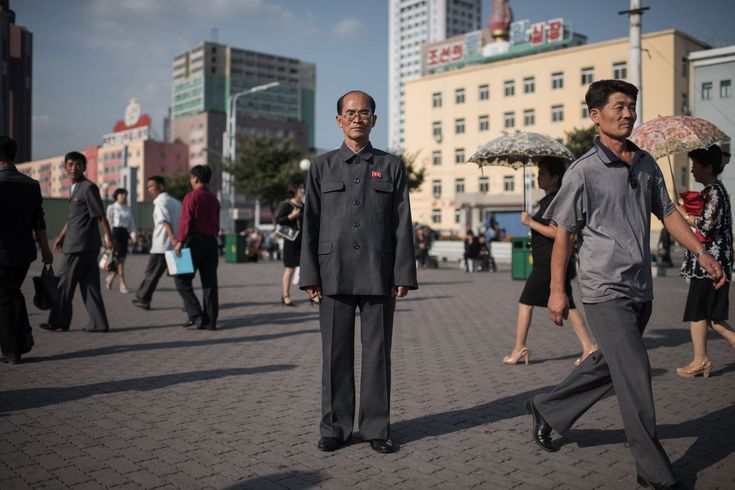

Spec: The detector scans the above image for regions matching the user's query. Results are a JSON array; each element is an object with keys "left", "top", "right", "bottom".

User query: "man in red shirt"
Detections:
[{"left": 174, "top": 165, "right": 220, "bottom": 330}]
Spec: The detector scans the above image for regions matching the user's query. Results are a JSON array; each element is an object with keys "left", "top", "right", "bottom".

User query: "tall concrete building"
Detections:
[
  {"left": 0, "top": 0, "right": 32, "bottom": 162},
  {"left": 689, "top": 46, "right": 735, "bottom": 213},
  {"left": 388, "top": 0, "right": 482, "bottom": 150}
]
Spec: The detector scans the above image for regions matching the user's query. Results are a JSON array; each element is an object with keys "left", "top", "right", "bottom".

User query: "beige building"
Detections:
[{"left": 404, "top": 29, "right": 708, "bottom": 235}]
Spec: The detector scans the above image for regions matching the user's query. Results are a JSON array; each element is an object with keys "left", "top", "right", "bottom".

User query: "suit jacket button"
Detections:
[
  {"left": 353, "top": 222, "right": 360, "bottom": 228},
  {"left": 353, "top": 200, "right": 360, "bottom": 206},
  {"left": 353, "top": 242, "right": 360, "bottom": 249},
  {"left": 354, "top": 178, "right": 360, "bottom": 183},
  {"left": 354, "top": 158, "right": 361, "bottom": 164}
]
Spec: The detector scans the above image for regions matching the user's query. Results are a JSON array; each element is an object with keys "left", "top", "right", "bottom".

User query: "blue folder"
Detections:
[{"left": 164, "top": 248, "right": 194, "bottom": 275}]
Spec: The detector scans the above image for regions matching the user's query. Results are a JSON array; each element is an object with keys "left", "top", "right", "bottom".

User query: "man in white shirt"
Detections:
[{"left": 132, "top": 176, "right": 182, "bottom": 310}]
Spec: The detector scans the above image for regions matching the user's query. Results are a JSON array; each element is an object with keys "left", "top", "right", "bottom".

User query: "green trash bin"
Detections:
[
  {"left": 511, "top": 236, "right": 533, "bottom": 280},
  {"left": 224, "top": 234, "right": 247, "bottom": 263}
]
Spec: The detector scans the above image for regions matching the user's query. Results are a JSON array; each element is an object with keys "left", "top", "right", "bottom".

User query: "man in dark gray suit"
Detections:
[{"left": 300, "top": 91, "right": 418, "bottom": 454}]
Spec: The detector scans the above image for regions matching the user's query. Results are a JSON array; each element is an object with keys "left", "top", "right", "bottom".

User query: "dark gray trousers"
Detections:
[
  {"left": 319, "top": 294, "right": 395, "bottom": 441},
  {"left": 48, "top": 251, "right": 110, "bottom": 331},
  {"left": 534, "top": 298, "right": 676, "bottom": 485},
  {"left": 174, "top": 234, "right": 218, "bottom": 328},
  {"left": 135, "top": 253, "right": 167, "bottom": 304}
]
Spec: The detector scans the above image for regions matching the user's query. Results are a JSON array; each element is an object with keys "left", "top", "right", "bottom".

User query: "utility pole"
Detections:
[{"left": 619, "top": 1, "right": 649, "bottom": 126}]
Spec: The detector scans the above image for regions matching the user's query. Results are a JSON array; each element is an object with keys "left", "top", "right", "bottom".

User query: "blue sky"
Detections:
[{"left": 13, "top": 0, "right": 735, "bottom": 160}]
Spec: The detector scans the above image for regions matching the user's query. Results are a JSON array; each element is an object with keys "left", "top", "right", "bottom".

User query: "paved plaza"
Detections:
[{"left": 1, "top": 254, "right": 734, "bottom": 489}]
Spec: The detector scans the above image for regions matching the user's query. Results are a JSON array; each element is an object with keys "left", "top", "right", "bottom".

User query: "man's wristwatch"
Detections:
[{"left": 696, "top": 249, "right": 711, "bottom": 258}]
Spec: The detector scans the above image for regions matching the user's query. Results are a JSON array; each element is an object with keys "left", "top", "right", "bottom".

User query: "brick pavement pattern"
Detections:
[{"left": 0, "top": 255, "right": 733, "bottom": 489}]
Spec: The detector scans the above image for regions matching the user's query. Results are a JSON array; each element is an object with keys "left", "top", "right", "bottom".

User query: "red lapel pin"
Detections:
[{"left": 372, "top": 170, "right": 382, "bottom": 179}]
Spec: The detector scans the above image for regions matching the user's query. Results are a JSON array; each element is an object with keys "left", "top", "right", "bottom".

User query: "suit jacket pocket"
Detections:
[
  {"left": 318, "top": 242, "right": 332, "bottom": 255},
  {"left": 322, "top": 182, "right": 345, "bottom": 193},
  {"left": 370, "top": 182, "right": 393, "bottom": 193}
]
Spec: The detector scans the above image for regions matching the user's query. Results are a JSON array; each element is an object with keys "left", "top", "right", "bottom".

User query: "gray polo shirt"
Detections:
[
  {"left": 64, "top": 178, "right": 105, "bottom": 254},
  {"left": 544, "top": 138, "right": 675, "bottom": 304}
]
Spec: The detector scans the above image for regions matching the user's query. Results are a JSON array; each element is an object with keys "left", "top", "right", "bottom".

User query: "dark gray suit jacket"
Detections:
[{"left": 299, "top": 143, "right": 418, "bottom": 296}]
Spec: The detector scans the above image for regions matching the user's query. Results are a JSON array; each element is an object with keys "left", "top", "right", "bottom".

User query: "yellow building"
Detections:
[{"left": 405, "top": 29, "right": 708, "bottom": 235}]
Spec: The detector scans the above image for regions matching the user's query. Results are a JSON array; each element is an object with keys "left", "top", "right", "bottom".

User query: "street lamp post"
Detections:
[{"left": 222, "top": 81, "right": 280, "bottom": 232}]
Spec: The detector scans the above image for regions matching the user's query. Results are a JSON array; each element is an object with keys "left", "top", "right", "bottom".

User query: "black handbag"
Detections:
[{"left": 32, "top": 264, "right": 60, "bottom": 310}]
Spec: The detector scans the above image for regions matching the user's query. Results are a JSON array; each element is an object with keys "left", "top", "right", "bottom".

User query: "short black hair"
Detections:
[
  {"left": 585, "top": 79, "right": 638, "bottom": 111},
  {"left": 689, "top": 144, "right": 725, "bottom": 175},
  {"left": 538, "top": 156, "right": 566, "bottom": 184},
  {"left": 190, "top": 164, "right": 212, "bottom": 184},
  {"left": 148, "top": 175, "right": 165, "bottom": 187},
  {"left": 112, "top": 188, "right": 128, "bottom": 200},
  {"left": 286, "top": 180, "right": 304, "bottom": 198},
  {"left": 337, "top": 91, "right": 376, "bottom": 115},
  {"left": 65, "top": 151, "right": 87, "bottom": 167},
  {"left": 0, "top": 136, "right": 18, "bottom": 163}
]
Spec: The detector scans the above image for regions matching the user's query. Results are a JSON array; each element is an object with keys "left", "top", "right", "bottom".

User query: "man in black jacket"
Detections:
[{"left": 0, "top": 136, "right": 53, "bottom": 364}]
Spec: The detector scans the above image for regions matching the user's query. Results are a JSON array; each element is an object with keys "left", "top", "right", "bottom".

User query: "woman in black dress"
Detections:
[
  {"left": 274, "top": 182, "right": 305, "bottom": 306},
  {"left": 676, "top": 145, "right": 735, "bottom": 378},
  {"left": 503, "top": 157, "right": 597, "bottom": 365}
]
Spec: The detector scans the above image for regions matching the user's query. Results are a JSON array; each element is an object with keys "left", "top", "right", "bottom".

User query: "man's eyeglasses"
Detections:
[{"left": 341, "top": 110, "right": 373, "bottom": 122}]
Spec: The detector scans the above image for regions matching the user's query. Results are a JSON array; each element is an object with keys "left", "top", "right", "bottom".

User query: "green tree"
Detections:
[
  {"left": 564, "top": 125, "right": 598, "bottom": 159},
  {"left": 226, "top": 135, "right": 304, "bottom": 213},
  {"left": 165, "top": 170, "right": 192, "bottom": 201},
  {"left": 389, "top": 148, "right": 426, "bottom": 193}
]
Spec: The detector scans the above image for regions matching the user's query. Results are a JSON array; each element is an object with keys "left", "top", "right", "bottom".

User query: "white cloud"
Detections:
[{"left": 332, "top": 17, "right": 364, "bottom": 39}]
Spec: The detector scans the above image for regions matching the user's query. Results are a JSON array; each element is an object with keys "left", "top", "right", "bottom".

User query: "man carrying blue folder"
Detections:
[{"left": 174, "top": 165, "right": 220, "bottom": 330}]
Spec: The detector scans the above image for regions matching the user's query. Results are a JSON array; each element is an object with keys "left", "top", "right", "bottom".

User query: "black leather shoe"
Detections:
[
  {"left": 369, "top": 439, "right": 395, "bottom": 454},
  {"left": 0, "top": 352, "right": 21, "bottom": 364},
  {"left": 82, "top": 328, "right": 109, "bottom": 333},
  {"left": 636, "top": 475, "right": 684, "bottom": 489},
  {"left": 40, "top": 323, "right": 68, "bottom": 332},
  {"left": 317, "top": 437, "right": 343, "bottom": 452},
  {"left": 183, "top": 319, "right": 199, "bottom": 328},
  {"left": 525, "top": 398, "right": 557, "bottom": 452},
  {"left": 132, "top": 298, "right": 151, "bottom": 310}
]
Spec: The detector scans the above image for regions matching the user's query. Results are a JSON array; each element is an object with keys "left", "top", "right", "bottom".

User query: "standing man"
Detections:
[
  {"left": 41, "top": 151, "right": 115, "bottom": 333},
  {"left": 132, "top": 176, "right": 182, "bottom": 310},
  {"left": 174, "top": 165, "right": 220, "bottom": 330},
  {"left": 526, "top": 80, "right": 724, "bottom": 489},
  {"left": 300, "top": 91, "right": 418, "bottom": 454},
  {"left": 0, "top": 136, "right": 53, "bottom": 363}
]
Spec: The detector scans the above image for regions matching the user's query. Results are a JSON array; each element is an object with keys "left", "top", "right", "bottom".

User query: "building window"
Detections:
[
  {"left": 432, "top": 121, "right": 442, "bottom": 141},
  {"left": 720, "top": 80, "right": 731, "bottom": 98},
  {"left": 479, "top": 115, "right": 489, "bottom": 131},
  {"left": 455, "top": 209, "right": 462, "bottom": 224},
  {"left": 504, "top": 80, "right": 515, "bottom": 97},
  {"left": 702, "top": 82, "right": 713, "bottom": 100},
  {"left": 523, "top": 109, "right": 535, "bottom": 126},
  {"left": 432, "top": 92, "right": 442, "bottom": 108},
  {"left": 432, "top": 179, "right": 442, "bottom": 197},
  {"left": 581, "top": 102, "right": 589, "bottom": 119},
  {"left": 455, "top": 148, "right": 465, "bottom": 164},
  {"left": 523, "top": 76, "right": 535, "bottom": 94},
  {"left": 551, "top": 72, "right": 564, "bottom": 90},
  {"left": 551, "top": 105, "right": 564, "bottom": 122},
  {"left": 432, "top": 209, "right": 442, "bottom": 224},
  {"left": 455, "top": 118, "right": 465, "bottom": 135},
  {"left": 432, "top": 151, "right": 442, "bottom": 166},
  {"left": 479, "top": 177, "right": 489, "bottom": 193},
  {"left": 455, "top": 88, "right": 465, "bottom": 104},
  {"left": 455, "top": 178, "right": 465, "bottom": 194},
  {"left": 613, "top": 62, "right": 627, "bottom": 80},
  {"left": 479, "top": 84, "right": 489, "bottom": 100},
  {"left": 503, "top": 175, "right": 515, "bottom": 192},
  {"left": 581, "top": 67, "right": 594, "bottom": 85},
  {"left": 504, "top": 111, "right": 515, "bottom": 129}
]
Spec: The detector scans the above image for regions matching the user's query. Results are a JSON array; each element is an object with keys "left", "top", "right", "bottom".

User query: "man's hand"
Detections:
[
  {"left": 174, "top": 241, "right": 183, "bottom": 258},
  {"left": 53, "top": 235, "right": 64, "bottom": 252},
  {"left": 41, "top": 246, "right": 54, "bottom": 265},
  {"left": 392, "top": 286, "right": 409, "bottom": 298},
  {"left": 306, "top": 286, "right": 322, "bottom": 300},
  {"left": 699, "top": 253, "right": 726, "bottom": 289},
  {"left": 547, "top": 289, "right": 569, "bottom": 326},
  {"left": 520, "top": 211, "right": 531, "bottom": 226}
]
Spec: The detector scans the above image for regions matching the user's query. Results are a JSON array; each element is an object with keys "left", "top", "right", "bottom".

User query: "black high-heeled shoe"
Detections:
[{"left": 281, "top": 296, "right": 296, "bottom": 307}]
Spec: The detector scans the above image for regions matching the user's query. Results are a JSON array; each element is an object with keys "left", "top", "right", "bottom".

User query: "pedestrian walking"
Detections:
[
  {"left": 132, "top": 176, "right": 182, "bottom": 311},
  {"left": 0, "top": 136, "right": 54, "bottom": 363},
  {"left": 174, "top": 165, "right": 220, "bottom": 330},
  {"left": 503, "top": 157, "right": 596, "bottom": 366},
  {"left": 300, "top": 90, "right": 418, "bottom": 454},
  {"left": 274, "top": 181, "right": 305, "bottom": 306},
  {"left": 526, "top": 80, "right": 725, "bottom": 489},
  {"left": 104, "top": 188, "right": 136, "bottom": 294},
  {"left": 675, "top": 145, "right": 735, "bottom": 378},
  {"left": 41, "top": 151, "right": 115, "bottom": 333}
]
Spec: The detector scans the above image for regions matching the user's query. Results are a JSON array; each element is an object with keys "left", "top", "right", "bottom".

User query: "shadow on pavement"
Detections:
[
  {"left": 218, "top": 310, "right": 318, "bottom": 329},
  {"left": 27, "top": 329, "right": 319, "bottom": 363},
  {"left": 401, "top": 295, "right": 451, "bottom": 302},
  {"left": 391, "top": 386, "right": 552, "bottom": 445},
  {"left": 643, "top": 328, "right": 697, "bottom": 351},
  {"left": 224, "top": 471, "right": 325, "bottom": 489},
  {"left": 0, "top": 364, "right": 296, "bottom": 413}
]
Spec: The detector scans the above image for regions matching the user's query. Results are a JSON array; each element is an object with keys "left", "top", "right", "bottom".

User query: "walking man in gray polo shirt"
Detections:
[{"left": 525, "top": 80, "right": 724, "bottom": 489}]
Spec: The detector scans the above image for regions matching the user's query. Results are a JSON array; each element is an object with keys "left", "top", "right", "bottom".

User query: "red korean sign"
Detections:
[{"left": 426, "top": 41, "right": 464, "bottom": 66}]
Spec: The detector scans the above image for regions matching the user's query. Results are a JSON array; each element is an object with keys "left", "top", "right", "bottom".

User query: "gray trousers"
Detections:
[
  {"left": 534, "top": 298, "right": 676, "bottom": 485},
  {"left": 135, "top": 253, "right": 167, "bottom": 304},
  {"left": 48, "top": 251, "right": 110, "bottom": 331},
  {"left": 319, "top": 294, "right": 395, "bottom": 441}
]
